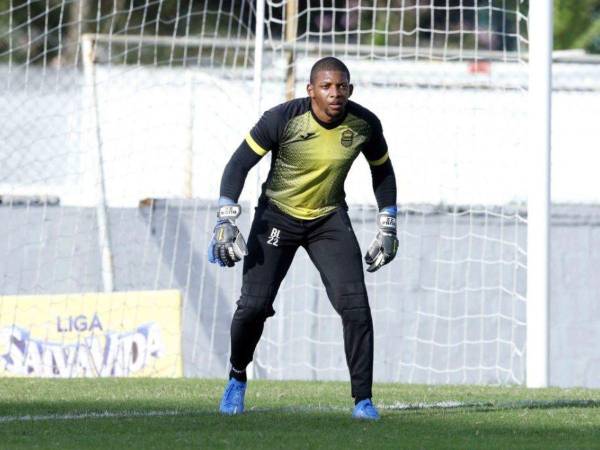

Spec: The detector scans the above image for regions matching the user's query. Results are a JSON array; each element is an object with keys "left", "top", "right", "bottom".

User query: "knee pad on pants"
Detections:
[
  {"left": 329, "top": 282, "right": 369, "bottom": 318},
  {"left": 233, "top": 295, "right": 275, "bottom": 323},
  {"left": 341, "top": 306, "right": 372, "bottom": 323}
]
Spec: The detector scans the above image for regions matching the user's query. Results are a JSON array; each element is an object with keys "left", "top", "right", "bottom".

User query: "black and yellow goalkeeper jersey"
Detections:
[{"left": 244, "top": 97, "right": 389, "bottom": 220}]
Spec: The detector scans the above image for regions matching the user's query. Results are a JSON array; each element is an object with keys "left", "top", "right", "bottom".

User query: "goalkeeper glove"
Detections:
[
  {"left": 208, "top": 197, "right": 248, "bottom": 267},
  {"left": 364, "top": 206, "right": 398, "bottom": 273}
]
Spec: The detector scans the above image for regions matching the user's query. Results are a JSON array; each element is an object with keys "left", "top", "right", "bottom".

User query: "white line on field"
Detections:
[
  {"left": 0, "top": 402, "right": 469, "bottom": 423},
  {"left": 381, "top": 401, "right": 466, "bottom": 410},
  {"left": 2, "top": 399, "right": 594, "bottom": 422},
  {"left": 0, "top": 410, "right": 188, "bottom": 423}
]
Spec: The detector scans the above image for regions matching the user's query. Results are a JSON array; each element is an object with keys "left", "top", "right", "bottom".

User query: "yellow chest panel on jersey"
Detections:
[{"left": 265, "top": 112, "right": 371, "bottom": 219}]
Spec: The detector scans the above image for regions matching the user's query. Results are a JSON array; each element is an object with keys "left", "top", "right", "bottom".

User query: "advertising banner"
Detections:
[{"left": 0, "top": 290, "right": 182, "bottom": 377}]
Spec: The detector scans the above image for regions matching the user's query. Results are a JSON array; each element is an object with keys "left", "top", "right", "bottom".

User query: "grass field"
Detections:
[{"left": 0, "top": 379, "right": 599, "bottom": 449}]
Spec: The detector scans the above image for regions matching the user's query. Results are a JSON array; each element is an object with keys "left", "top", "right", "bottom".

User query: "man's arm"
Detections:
[
  {"left": 361, "top": 115, "right": 397, "bottom": 209},
  {"left": 361, "top": 116, "right": 398, "bottom": 272},
  {"left": 208, "top": 141, "right": 263, "bottom": 268},
  {"left": 220, "top": 104, "right": 285, "bottom": 201},
  {"left": 369, "top": 158, "right": 396, "bottom": 210},
  {"left": 219, "top": 140, "right": 263, "bottom": 202},
  {"left": 210, "top": 107, "right": 282, "bottom": 267}
]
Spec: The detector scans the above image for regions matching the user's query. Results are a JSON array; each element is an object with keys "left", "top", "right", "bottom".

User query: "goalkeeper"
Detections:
[{"left": 209, "top": 57, "right": 397, "bottom": 421}]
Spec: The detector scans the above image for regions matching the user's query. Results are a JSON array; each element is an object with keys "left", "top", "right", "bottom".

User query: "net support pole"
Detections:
[
  {"left": 526, "top": 0, "right": 552, "bottom": 388},
  {"left": 253, "top": 0, "right": 265, "bottom": 116},
  {"left": 82, "top": 35, "right": 115, "bottom": 293},
  {"left": 252, "top": 0, "right": 266, "bottom": 200},
  {"left": 65, "top": 0, "right": 93, "bottom": 64},
  {"left": 248, "top": 0, "right": 266, "bottom": 381},
  {"left": 285, "top": 0, "right": 298, "bottom": 100}
]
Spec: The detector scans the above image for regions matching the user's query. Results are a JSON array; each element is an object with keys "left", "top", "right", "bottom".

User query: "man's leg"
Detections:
[
  {"left": 305, "top": 209, "right": 374, "bottom": 402},
  {"left": 229, "top": 205, "right": 301, "bottom": 378}
]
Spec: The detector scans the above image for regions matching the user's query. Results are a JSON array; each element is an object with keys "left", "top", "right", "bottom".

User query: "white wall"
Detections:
[{"left": 2, "top": 59, "right": 600, "bottom": 207}]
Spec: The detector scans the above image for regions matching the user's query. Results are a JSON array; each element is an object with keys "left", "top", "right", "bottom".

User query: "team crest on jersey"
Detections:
[{"left": 340, "top": 129, "right": 354, "bottom": 148}]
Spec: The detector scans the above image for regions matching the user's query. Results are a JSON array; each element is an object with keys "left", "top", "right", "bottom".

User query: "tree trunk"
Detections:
[{"left": 62, "top": 0, "right": 94, "bottom": 66}]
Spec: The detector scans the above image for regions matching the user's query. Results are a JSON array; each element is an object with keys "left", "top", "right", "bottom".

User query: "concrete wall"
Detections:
[{"left": 1, "top": 200, "right": 598, "bottom": 388}]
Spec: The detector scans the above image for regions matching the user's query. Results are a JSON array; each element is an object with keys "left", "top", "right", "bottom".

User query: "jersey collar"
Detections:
[{"left": 308, "top": 98, "right": 349, "bottom": 130}]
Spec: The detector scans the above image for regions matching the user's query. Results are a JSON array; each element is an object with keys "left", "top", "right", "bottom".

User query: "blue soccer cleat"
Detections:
[
  {"left": 352, "top": 399, "right": 380, "bottom": 420},
  {"left": 219, "top": 378, "right": 247, "bottom": 415}
]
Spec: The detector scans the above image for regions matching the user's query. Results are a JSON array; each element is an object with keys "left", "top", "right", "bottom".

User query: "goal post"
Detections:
[
  {"left": 526, "top": 0, "right": 553, "bottom": 389},
  {"left": 0, "top": 1, "right": 555, "bottom": 385}
]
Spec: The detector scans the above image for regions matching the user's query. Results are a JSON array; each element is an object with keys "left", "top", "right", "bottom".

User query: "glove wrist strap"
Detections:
[
  {"left": 377, "top": 212, "right": 397, "bottom": 234},
  {"left": 217, "top": 204, "right": 242, "bottom": 221}
]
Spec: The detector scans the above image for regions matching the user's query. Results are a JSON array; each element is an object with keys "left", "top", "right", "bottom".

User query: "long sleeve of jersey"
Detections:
[
  {"left": 370, "top": 158, "right": 396, "bottom": 209},
  {"left": 219, "top": 140, "right": 262, "bottom": 202},
  {"left": 219, "top": 105, "right": 286, "bottom": 202},
  {"left": 360, "top": 116, "right": 397, "bottom": 209}
]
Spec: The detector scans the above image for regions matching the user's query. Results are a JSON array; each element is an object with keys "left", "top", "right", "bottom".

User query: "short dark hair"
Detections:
[{"left": 309, "top": 57, "right": 350, "bottom": 84}]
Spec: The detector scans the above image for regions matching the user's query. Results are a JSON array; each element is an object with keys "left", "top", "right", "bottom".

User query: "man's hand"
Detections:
[
  {"left": 208, "top": 199, "right": 248, "bottom": 267},
  {"left": 364, "top": 206, "right": 398, "bottom": 273}
]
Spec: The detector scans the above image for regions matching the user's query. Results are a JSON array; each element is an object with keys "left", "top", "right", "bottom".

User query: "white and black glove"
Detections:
[
  {"left": 208, "top": 198, "right": 248, "bottom": 267},
  {"left": 364, "top": 206, "right": 398, "bottom": 273}
]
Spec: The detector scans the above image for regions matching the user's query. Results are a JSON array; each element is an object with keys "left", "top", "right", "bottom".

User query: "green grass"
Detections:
[{"left": 0, "top": 379, "right": 599, "bottom": 449}]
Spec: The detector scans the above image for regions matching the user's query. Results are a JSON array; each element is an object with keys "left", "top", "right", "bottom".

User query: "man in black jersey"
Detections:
[{"left": 208, "top": 57, "right": 397, "bottom": 420}]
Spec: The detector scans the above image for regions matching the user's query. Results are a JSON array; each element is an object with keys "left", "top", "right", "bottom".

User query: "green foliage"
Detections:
[
  {"left": 0, "top": 0, "right": 69, "bottom": 64},
  {"left": 553, "top": 0, "right": 600, "bottom": 52},
  {"left": 574, "top": 17, "right": 600, "bottom": 53},
  {"left": 0, "top": 0, "right": 220, "bottom": 65},
  {"left": 3, "top": 0, "right": 600, "bottom": 64}
]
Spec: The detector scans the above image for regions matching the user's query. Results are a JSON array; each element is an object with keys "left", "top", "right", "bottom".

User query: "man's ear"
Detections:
[
  {"left": 348, "top": 83, "right": 354, "bottom": 98},
  {"left": 306, "top": 83, "right": 314, "bottom": 98}
]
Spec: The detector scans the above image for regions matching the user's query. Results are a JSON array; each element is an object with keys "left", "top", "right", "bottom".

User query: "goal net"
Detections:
[{"left": 1, "top": 0, "right": 529, "bottom": 384}]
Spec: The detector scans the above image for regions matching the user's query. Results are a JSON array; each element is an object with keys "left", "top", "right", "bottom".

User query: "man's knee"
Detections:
[
  {"left": 329, "top": 281, "right": 370, "bottom": 320},
  {"left": 233, "top": 295, "right": 275, "bottom": 323},
  {"left": 341, "top": 306, "right": 372, "bottom": 323},
  {"left": 233, "top": 282, "right": 279, "bottom": 323}
]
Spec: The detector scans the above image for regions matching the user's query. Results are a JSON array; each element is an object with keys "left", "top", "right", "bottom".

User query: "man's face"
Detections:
[{"left": 307, "top": 70, "right": 353, "bottom": 122}]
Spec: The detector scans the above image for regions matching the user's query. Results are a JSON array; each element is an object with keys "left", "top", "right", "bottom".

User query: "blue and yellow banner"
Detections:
[{"left": 0, "top": 290, "right": 182, "bottom": 378}]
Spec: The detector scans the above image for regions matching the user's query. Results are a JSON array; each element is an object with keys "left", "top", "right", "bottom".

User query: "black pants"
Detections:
[{"left": 229, "top": 202, "right": 374, "bottom": 400}]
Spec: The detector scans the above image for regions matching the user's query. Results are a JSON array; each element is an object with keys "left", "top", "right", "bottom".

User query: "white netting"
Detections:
[
  {"left": 254, "top": 0, "right": 529, "bottom": 385},
  {"left": 0, "top": 0, "right": 537, "bottom": 383}
]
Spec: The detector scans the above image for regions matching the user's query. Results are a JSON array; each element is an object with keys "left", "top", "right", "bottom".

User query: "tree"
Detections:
[
  {"left": 553, "top": 0, "right": 600, "bottom": 52},
  {"left": 2, "top": 0, "right": 600, "bottom": 65}
]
